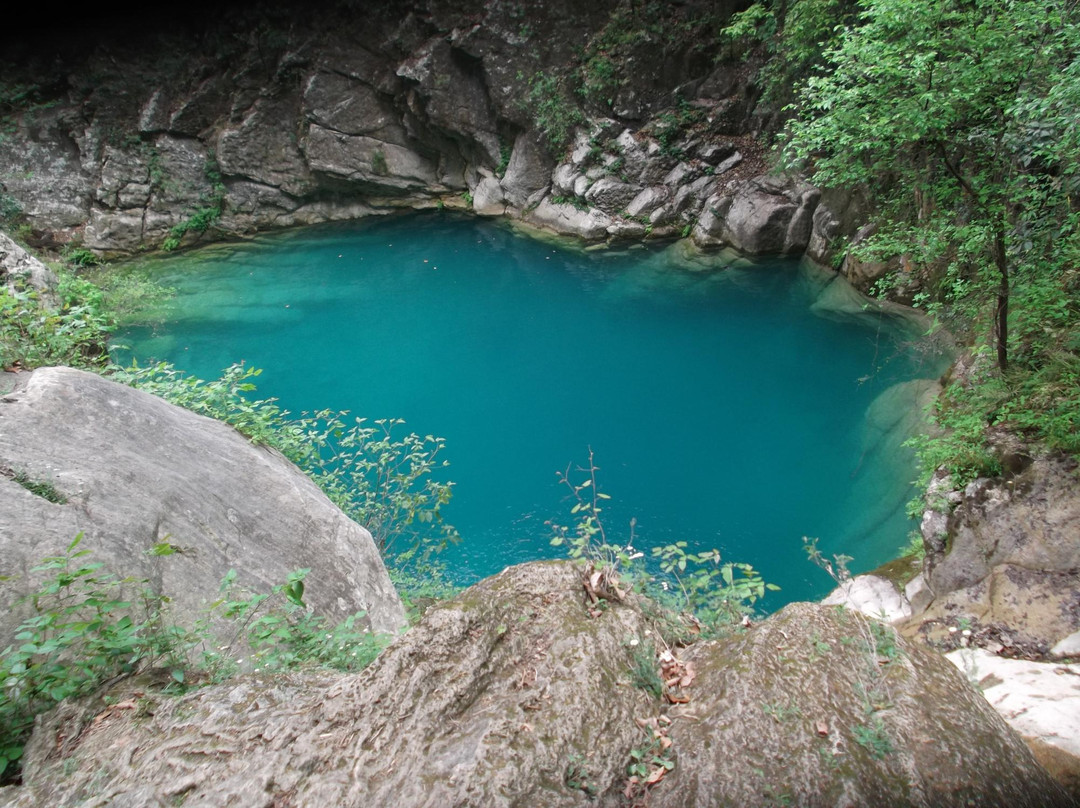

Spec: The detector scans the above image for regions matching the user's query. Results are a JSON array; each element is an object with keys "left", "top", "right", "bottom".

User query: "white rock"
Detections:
[
  {"left": 947, "top": 648, "right": 1080, "bottom": 760},
  {"left": 472, "top": 176, "right": 505, "bottom": 217},
  {"left": 1052, "top": 630, "right": 1080, "bottom": 657},
  {"left": 822, "top": 574, "right": 912, "bottom": 622},
  {"left": 904, "top": 572, "right": 935, "bottom": 615}
]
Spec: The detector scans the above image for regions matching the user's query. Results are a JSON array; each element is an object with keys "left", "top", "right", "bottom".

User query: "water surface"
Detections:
[{"left": 120, "top": 212, "right": 946, "bottom": 604}]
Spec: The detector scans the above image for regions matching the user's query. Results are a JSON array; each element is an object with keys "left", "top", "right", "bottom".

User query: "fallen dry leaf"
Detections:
[{"left": 646, "top": 766, "right": 668, "bottom": 785}]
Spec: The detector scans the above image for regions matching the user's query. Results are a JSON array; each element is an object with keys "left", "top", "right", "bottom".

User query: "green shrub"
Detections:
[
  {"left": 0, "top": 537, "right": 392, "bottom": 783},
  {"left": 517, "top": 70, "right": 585, "bottom": 154},
  {"left": 549, "top": 450, "right": 776, "bottom": 635},
  {"left": 108, "top": 362, "right": 461, "bottom": 560},
  {"left": 0, "top": 279, "right": 112, "bottom": 371}
]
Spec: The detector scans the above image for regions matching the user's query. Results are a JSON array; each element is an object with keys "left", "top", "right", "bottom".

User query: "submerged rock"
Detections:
[
  {"left": 1, "top": 563, "right": 1069, "bottom": 807},
  {"left": 0, "top": 367, "right": 405, "bottom": 643}
]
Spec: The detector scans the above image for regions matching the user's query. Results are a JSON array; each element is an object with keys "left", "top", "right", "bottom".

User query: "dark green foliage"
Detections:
[
  {"left": 370, "top": 149, "right": 388, "bottom": 176},
  {"left": 782, "top": 0, "right": 1080, "bottom": 475},
  {"left": 721, "top": 0, "right": 859, "bottom": 110},
  {"left": 518, "top": 70, "right": 585, "bottom": 154},
  {"left": 0, "top": 535, "right": 194, "bottom": 782}
]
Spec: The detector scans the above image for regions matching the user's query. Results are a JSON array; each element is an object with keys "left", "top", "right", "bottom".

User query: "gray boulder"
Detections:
[
  {"left": 1, "top": 565, "right": 1068, "bottom": 807},
  {"left": 584, "top": 177, "right": 642, "bottom": 212},
  {"left": 694, "top": 175, "right": 821, "bottom": 255},
  {"left": 0, "top": 233, "right": 58, "bottom": 300},
  {"left": 823, "top": 574, "right": 913, "bottom": 622},
  {"left": 526, "top": 198, "right": 614, "bottom": 241},
  {"left": 472, "top": 175, "right": 506, "bottom": 216},
  {"left": 0, "top": 367, "right": 405, "bottom": 642},
  {"left": 500, "top": 131, "right": 554, "bottom": 210}
]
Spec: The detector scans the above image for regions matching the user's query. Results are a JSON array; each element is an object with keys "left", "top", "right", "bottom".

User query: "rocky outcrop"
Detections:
[
  {"left": 0, "top": 562, "right": 1068, "bottom": 807},
  {"left": 823, "top": 574, "right": 913, "bottom": 621},
  {"left": 692, "top": 174, "right": 821, "bottom": 254},
  {"left": 0, "top": 2, "right": 776, "bottom": 256},
  {"left": 0, "top": 232, "right": 57, "bottom": 300},
  {"left": 0, "top": 367, "right": 406, "bottom": 642},
  {"left": 899, "top": 454, "right": 1080, "bottom": 653}
]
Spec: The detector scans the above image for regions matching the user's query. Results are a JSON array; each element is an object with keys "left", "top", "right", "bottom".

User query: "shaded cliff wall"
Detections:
[{"left": 0, "top": 0, "right": 758, "bottom": 254}]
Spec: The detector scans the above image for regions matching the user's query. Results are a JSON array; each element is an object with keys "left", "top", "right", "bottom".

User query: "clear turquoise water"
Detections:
[{"left": 119, "top": 212, "right": 946, "bottom": 605}]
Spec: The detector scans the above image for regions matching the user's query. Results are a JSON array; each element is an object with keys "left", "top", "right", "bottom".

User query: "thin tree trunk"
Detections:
[{"left": 992, "top": 227, "right": 1009, "bottom": 371}]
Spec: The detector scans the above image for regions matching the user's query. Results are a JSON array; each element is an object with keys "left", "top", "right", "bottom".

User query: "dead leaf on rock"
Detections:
[{"left": 645, "top": 766, "right": 668, "bottom": 785}]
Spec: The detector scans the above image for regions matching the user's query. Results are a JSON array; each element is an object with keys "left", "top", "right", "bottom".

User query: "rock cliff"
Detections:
[{"left": 0, "top": 1, "right": 822, "bottom": 258}]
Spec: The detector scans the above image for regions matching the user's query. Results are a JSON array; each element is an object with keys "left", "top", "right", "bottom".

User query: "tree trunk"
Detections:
[{"left": 992, "top": 227, "right": 1009, "bottom": 371}]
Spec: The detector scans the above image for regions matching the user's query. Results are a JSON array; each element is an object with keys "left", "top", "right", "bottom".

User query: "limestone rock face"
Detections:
[
  {"left": 908, "top": 455, "right": 1080, "bottom": 649},
  {"left": 694, "top": 174, "right": 821, "bottom": 254},
  {"left": 928, "top": 456, "right": 1080, "bottom": 593},
  {"left": 526, "top": 198, "right": 615, "bottom": 240},
  {"left": 1, "top": 566, "right": 1069, "bottom": 808},
  {"left": 0, "top": 367, "right": 406, "bottom": 642},
  {"left": 499, "top": 131, "right": 554, "bottom": 209},
  {"left": 0, "top": 232, "right": 58, "bottom": 299}
]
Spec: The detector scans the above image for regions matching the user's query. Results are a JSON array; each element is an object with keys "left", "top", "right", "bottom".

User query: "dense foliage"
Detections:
[{"left": 769, "top": 0, "right": 1080, "bottom": 478}]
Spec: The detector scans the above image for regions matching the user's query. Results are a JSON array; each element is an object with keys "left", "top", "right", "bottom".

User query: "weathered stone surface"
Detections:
[
  {"left": 584, "top": 177, "right": 642, "bottom": 211},
  {"left": 927, "top": 455, "right": 1080, "bottom": 596},
  {"left": 625, "top": 185, "right": 670, "bottom": 218},
  {"left": 0, "top": 109, "right": 92, "bottom": 232},
  {"left": 302, "top": 71, "right": 405, "bottom": 144},
  {"left": 823, "top": 574, "right": 913, "bottom": 622},
  {"left": 526, "top": 198, "right": 614, "bottom": 240},
  {"left": 303, "top": 125, "right": 439, "bottom": 192},
  {"left": 551, "top": 163, "right": 580, "bottom": 196},
  {"left": 654, "top": 603, "right": 1070, "bottom": 807},
  {"left": 949, "top": 648, "right": 1080, "bottom": 795},
  {"left": 500, "top": 131, "right": 554, "bottom": 209},
  {"left": 0, "top": 367, "right": 405, "bottom": 644},
  {"left": 396, "top": 37, "right": 500, "bottom": 165},
  {"left": 1053, "top": 630, "right": 1080, "bottom": 657},
  {"left": 82, "top": 208, "right": 150, "bottom": 252},
  {"left": 905, "top": 573, "right": 935, "bottom": 615},
  {"left": 711, "top": 174, "right": 821, "bottom": 255},
  {"left": 216, "top": 94, "right": 313, "bottom": 197},
  {"left": 472, "top": 175, "right": 506, "bottom": 216},
  {"left": 1, "top": 568, "right": 1068, "bottom": 808},
  {"left": 0, "top": 232, "right": 58, "bottom": 299}
]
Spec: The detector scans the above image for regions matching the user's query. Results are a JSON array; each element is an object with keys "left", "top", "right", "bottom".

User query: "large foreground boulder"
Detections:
[
  {"left": 1, "top": 563, "right": 1069, "bottom": 807},
  {"left": 0, "top": 367, "right": 405, "bottom": 640}
]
